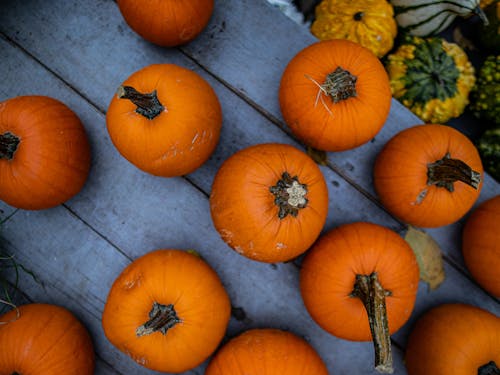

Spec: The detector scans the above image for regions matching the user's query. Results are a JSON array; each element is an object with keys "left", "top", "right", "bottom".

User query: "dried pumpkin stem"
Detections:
[
  {"left": 479, "top": 361, "right": 500, "bottom": 375},
  {"left": 269, "top": 172, "right": 308, "bottom": 219},
  {"left": 117, "top": 85, "right": 165, "bottom": 120},
  {"left": 351, "top": 272, "right": 393, "bottom": 374},
  {"left": 0, "top": 132, "right": 20, "bottom": 160},
  {"left": 322, "top": 67, "right": 357, "bottom": 103},
  {"left": 427, "top": 153, "right": 481, "bottom": 192},
  {"left": 136, "top": 302, "right": 181, "bottom": 337}
]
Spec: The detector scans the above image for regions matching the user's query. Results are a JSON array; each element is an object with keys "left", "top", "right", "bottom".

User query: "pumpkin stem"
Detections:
[
  {"left": 136, "top": 302, "right": 181, "bottom": 337},
  {"left": 479, "top": 361, "right": 500, "bottom": 375},
  {"left": 322, "top": 67, "right": 357, "bottom": 103},
  {"left": 0, "top": 132, "right": 20, "bottom": 160},
  {"left": 427, "top": 153, "right": 481, "bottom": 192},
  {"left": 474, "top": 6, "right": 489, "bottom": 26},
  {"left": 117, "top": 86, "right": 165, "bottom": 120},
  {"left": 351, "top": 273, "right": 393, "bottom": 374},
  {"left": 269, "top": 172, "right": 308, "bottom": 219}
]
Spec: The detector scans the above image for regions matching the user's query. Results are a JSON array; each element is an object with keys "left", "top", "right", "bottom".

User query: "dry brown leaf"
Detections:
[
  {"left": 306, "top": 146, "right": 328, "bottom": 165},
  {"left": 404, "top": 226, "right": 446, "bottom": 291}
]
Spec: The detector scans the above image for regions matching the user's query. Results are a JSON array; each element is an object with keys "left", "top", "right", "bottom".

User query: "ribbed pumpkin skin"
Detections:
[
  {"left": 462, "top": 195, "right": 500, "bottom": 297},
  {"left": 102, "top": 249, "right": 231, "bottom": 373},
  {"left": 210, "top": 143, "right": 328, "bottom": 263},
  {"left": 311, "top": 0, "right": 397, "bottom": 58},
  {"left": 405, "top": 304, "right": 500, "bottom": 375},
  {"left": 117, "top": 0, "right": 214, "bottom": 47},
  {"left": 0, "top": 304, "right": 95, "bottom": 375},
  {"left": 106, "top": 64, "right": 222, "bottom": 177},
  {"left": 279, "top": 40, "right": 391, "bottom": 152},
  {"left": 0, "top": 96, "right": 91, "bottom": 210},
  {"left": 205, "top": 329, "right": 329, "bottom": 375},
  {"left": 374, "top": 124, "right": 483, "bottom": 228},
  {"left": 300, "top": 222, "right": 419, "bottom": 341}
]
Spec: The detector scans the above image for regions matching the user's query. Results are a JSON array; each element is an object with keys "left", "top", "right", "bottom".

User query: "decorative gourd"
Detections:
[
  {"left": 470, "top": 55, "right": 500, "bottom": 125},
  {"left": 386, "top": 36, "right": 475, "bottom": 124},
  {"left": 476, "top": 127, "right": 500, "bottom": 182},
  {"left": 205, "top": 328, "right": 329, "bottom": 375},
  {"left": 374, "top": 124, "right": 483, "bottom": 228},
  {"left": 462, "top": 195, "right": 500, "bottom": 296},
  {"left": 300, "top": 222, "right": 419, "bottom": 373},
  {"left": 106, "top": 64, "right": 222, "bottom": 177},
  {"left": 0, "top": 96, "right": 91, "bottom": 210},
  {"left": 210, "top": 143, "right": 328, "bottom": 263},
  {"left": 405, "top": 303, "right": 500, "bottom": 375},
  {"left": 102, "top": 249, "right": 230, "bottom": 373},
  {"left": 311, "top": 0, "right": 397, "bottom": 58},
  {"left": 390, "top": 0, "right": 488, "bottom": 37},
  {"left": 279, "top": 40, "right": 392, "bottom": 152},
  {"left": 478, "top": 1, "right": 500, "bottom": 53},
  {"left": 116, "top": 0, "right": 214, "bottom": 47},
  {"left": 0, "top": 303, "right": 95, "bottom": 374}
]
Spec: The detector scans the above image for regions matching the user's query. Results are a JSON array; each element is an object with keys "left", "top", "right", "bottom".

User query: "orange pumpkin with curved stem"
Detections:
[
  {"left": 374, "top": 124, "right": 483, "bottom": 228},
  {"left": 102, "top": 249, "right": 231, "bottom": 373},
  {"left": 210, "top": 143, "right": 329, "bottom": 263},
  {"left": 117, "top": 0, "right": 215, "bottom": 47},
  {"left": 279, "top": 39, "right": 391, "bottom": 151},
  {"left": 462, "top": 195, "right": 500, "bottom": 297},
  {"left": 300, "top": 222, "right": 419, "bottom": 373},
  {"left": 0, "top": 303, "right": 95, "bottom": 374},
  {"left": 106, "top": 64, "right": 222, "bottom": 177},
  {"left": 0, "top": 96, "right": 90, "bottom": 210},
  {"left": 205, "top": 328, "right": 329, "bottom": 375},
  {"left": 405, "top": 303, "right": 500, "bottom": 375}
]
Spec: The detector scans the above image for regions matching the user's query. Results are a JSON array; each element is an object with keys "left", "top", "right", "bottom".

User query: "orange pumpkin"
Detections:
[
  {"left": 106, "top": 64, "right": 222, "bottom": 177},
  {"left": 300, "top": 222, "right": 419, "bottom": 373},
  {"left": 210, "top": 143, "right": 329, "bottom": 263},
  {"left": 462, "top": 195, "right": 500, "bottom": 297},
  {"left": 0, "top": 96, "right": 91, "bottom": 210},
  {"left": 102, "top": 249, "right": 231, "bottom": 373},
  {"left": 0, "top": 303, "right": 95, "bottom": 374},
  {"left": 405, "top": 303, "right": 500, "bottom": 375},
  {"left": 374, "top": 124, "right": 483, "bottom": 228},
  {"left": 117, "top": 0, "right": 214, "bottom": 47},
  {"left": 205, "top": 328, "right": 329, "bottom": 375},
  {"left": 279, "top": 39, "right": 392, "bottom": 151}
]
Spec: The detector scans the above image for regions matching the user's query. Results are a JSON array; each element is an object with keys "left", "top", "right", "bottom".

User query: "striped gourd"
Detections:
[{"left": 390, "top": 0, "right": 488, "bottom": 36}]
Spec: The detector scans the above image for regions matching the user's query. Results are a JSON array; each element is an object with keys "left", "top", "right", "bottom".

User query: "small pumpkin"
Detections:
[
  {"left": 476, "top": 126, "right": 500, "bottom": 182},
  {"left": 462, "top": 195, "right": 500, "bottom": 297},
  {"left": 374, "top": 124, "right": 483, "bottom": 228},
  {"left": 0, "top": 303, "right": 95, "bottom": 374},
  {"left": 390, "top": 0, "right": 488, "bottom": 36},
  {"left": 470, "top": 55, "right": 500, "bottom": 125},
  {"left": 279, "top": 40, "right": 392, "bottom": 152},
  {"left": 300, "top": 222, "right": 419, "bottom": 373},
  {"left": 205, "top": 328, "right": 329, "bottom": 375},
  {"left": 310, "top": 0, "right": 397, "bottom": 58},
  {"left": 116, "top": 0, "right": 214, "bottom": 47},
  {"left": 0, "top": 96, "right": 91, "bottom": 210},
  {"left": 106, "top": 64, "right": 222, "bottom": 177},
  {"left": 386, "top": 36, "right": 475, "bottom": 124},
  {"left": 405, "top": 303, "right": 500, "bottom": 375},
  {"left": 102, "top": 249, "right": 230, "bottom": 373},
  {"left": 210, "top": 143, "right": 328, "bottom": 263}
]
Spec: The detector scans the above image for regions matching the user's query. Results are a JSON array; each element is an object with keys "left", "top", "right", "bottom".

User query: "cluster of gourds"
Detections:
[
  {"left": 311, "top": 0, "right": 500, "bottom": 181},
  {"left": 0, "top": 0, "right": 499, "bottom": 374}
]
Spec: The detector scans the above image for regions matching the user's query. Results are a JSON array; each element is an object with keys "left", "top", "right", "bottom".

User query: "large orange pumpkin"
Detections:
[
  {"left": 102, "top": 249, "right": 231, "bottom": 373},
  {"left": 117, "top": 0, "right": 214, "bottom": 47},
  {"left": 279, "top": 39, "right": 392, "bottom": 151},
  {"left": 0, "top": 303, "right": 95, "bottom": 374},
  {"left": 374, "top": 124, "right": 483, "bottom": 228},
  {"left": 462, "top": 195, "right": 500, "bottom": 297},
  {"left": 0, "top": 96, "right": 91, "bottom": 210},
  {"left": 210, "top": 143, "right": 329, "bottom": 263},
  {"left": 205, "top": 328, "right": 329, "bottom": 375},
  {"left": 300, "top": 222, "right": 419, "bottom": 373},
  {"left": 106, "top": 64, "right": 222, "bottom": 177},
  {"left": 405, "top": 303, "right": 500, "bottom": 375}
]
